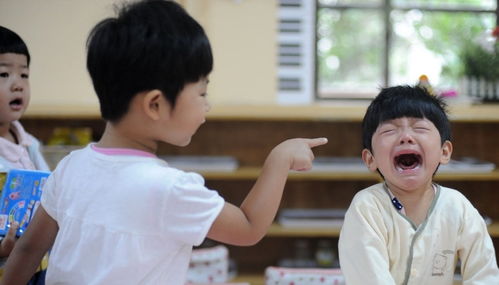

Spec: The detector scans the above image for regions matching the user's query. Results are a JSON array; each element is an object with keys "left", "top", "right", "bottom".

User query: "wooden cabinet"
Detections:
[{"left": 22, "top": 104, "right": 499, "bottom": 282}]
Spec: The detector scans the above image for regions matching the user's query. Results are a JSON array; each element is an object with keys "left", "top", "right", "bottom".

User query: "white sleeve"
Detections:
[
  {"left": 40, "top": 169, "right": 58, "bottom": 220},
  {"left": 338, "top": 194, "right": 397, "bottom": 285},
  {"left": 161, "top": 172, "right": 225, "bottom": 246},
  {"left": 40, "top": 152, "right": 71, "bottom": 221},
  {"left": 458, "top": 202, "right": 499, "bottom": 284}
]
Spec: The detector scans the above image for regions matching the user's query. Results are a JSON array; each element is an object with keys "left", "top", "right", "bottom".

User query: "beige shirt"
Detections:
[{"left": 339, "top": 183, "right": 499, "bottom": 285}]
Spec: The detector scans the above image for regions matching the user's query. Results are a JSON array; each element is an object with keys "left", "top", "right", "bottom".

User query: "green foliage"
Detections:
[
  {"left": 316, "top": 1, "right": 497, "bottom": 91},
  {"left": 412, "top": 12, "right": 492, "bottom": 85},
  {"left": 461, "top": 39, "right": 499, "bottom": 80}
]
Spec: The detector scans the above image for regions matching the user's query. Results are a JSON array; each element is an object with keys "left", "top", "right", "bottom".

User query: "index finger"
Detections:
[
  {"left": 4, "top": 222, "right": 19, "bottom": 241},
  {"left": 306, "top": 137, "right": 328, "bottom": 148}
]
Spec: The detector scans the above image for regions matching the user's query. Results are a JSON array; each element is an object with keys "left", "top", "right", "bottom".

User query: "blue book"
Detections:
[{"left": 0, "top": 169, "right": 50, "bottom": 236}]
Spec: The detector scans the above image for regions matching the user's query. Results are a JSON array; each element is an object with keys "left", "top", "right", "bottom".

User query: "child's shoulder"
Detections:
[
  {"left": 354, "top": 183, "right": 386, "bottom": 198},
  {"left": 126, "top": 163, "right": 207, "bottom": 192},
  {"left": 437, "top": 184, "right": 475, "bottom": 209},
  {"left": 55, "top": 146, "right": 205, "bottom": 184},
  {"left": 435, "top": 185, "right": 489, "bottom": 230},
  {"left": 350, "top": 183, "right": 389, "bottom": 207}
]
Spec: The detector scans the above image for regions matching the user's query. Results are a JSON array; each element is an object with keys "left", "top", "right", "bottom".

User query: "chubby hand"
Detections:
[
  {"left": 0, "top": 222, "right": 18, "bottom": 258},
  {"left": 271, "top": 137, "right": 328, "bottom": 171}
]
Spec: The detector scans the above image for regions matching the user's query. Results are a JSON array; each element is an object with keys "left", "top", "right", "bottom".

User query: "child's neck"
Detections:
[
  {"left": 0, "top": 122, "right": 18, "bottom": 144},
  {"left": 387, "top": 182, "right": 436, "bottom": 227},
  {"left": 96, "top": 122, "right": 157, "bottom": 154}
]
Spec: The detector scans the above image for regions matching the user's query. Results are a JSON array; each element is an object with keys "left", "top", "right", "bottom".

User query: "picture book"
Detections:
[{"left": 0, "top": 169, "right": 50, "bottom": 236}]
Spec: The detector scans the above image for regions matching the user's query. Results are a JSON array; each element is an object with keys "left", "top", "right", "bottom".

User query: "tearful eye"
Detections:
[{"left": 394, "top": 154, "right": 421, "bottom": 170}]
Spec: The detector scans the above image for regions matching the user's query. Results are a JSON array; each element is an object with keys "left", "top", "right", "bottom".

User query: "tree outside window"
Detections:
[{"left": 316, "top": 0, "right": 497, "bottom": 100}]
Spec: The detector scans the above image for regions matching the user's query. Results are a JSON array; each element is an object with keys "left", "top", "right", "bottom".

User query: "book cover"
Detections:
[{"left": 0, "top": 169, "right": 50, "bottom": 236}]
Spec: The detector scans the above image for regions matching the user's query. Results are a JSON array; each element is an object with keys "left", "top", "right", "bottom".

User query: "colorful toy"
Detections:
[{"left": 0, "top": 169, "right": 50, "bottom": 236}]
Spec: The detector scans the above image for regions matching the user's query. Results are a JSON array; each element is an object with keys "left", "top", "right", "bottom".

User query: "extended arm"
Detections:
[
  {"left": 0, "top": 206, "right": 58, "bottom": 285},
  {"left": 207, "top": 137, "right": 327, "bottom": 246}
]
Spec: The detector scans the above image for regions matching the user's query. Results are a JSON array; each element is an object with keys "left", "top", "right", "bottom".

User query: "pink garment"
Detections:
[
  {"left": 0, "top": 121, "right": 36, "bottom": 170},
  {"left": 90, "top": 144, "right": 157, "bottom": 158}
]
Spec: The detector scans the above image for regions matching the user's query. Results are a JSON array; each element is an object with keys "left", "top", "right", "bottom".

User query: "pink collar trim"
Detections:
[{"left": 91, "top": 144, "right": 156, "bottom": 158}]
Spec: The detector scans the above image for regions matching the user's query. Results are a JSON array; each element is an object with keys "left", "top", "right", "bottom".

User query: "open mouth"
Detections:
[
  {"left": 394, "top": 153, "right": 422, "bottom": 171},
  {"left": 9, "top": 98, "right": 23, "bottom": 108}
]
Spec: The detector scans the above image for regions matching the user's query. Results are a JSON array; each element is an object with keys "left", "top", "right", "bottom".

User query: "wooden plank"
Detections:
[
  {"left": 200, "top": 168, "right": 499, "bottom": 182},
  {"left": 23, "top": 104, "right": 499, "bottom": 122},
  {"left": 265, "top": 223, "right": 499, "bottom": 238}
]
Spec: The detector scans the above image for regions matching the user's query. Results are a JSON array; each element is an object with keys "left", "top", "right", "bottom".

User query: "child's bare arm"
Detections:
[
  {"left": 207, "top": 137, "right": 327, "bottom": 246},
  {"left": 0, "top": 206, "right": 58, "bottom": 285}
]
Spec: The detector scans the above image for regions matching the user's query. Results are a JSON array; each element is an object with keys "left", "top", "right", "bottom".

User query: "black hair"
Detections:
[
  {"left": 86, "top": 0, "right": 213, "bottom": 122},
  {"left": 0, "top": 26, "right": 30, "bottom": 66},
  {"left": 362, "top": 85, "right": 451, "bottom": 151}
]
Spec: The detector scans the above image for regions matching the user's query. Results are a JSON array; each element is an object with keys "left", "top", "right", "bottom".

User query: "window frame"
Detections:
[{"left": 314, "top": 0, "right": 499, "bottom": 101}]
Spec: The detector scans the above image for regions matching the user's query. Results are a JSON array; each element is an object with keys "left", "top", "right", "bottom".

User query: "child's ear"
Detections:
[
  {"left": 439, "top": 140, "right": 453, "bottom": 164},
  {"left": 142, "top": 89, "right": 170, "bottom": 120},
  {"left": 362, "top": 148, "right": 378, "bottom": 172}
]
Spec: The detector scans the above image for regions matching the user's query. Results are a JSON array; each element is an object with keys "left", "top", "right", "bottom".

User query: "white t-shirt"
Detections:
[
  {"left": 41, "top": 144, "right": 225, "bottom": 285},
  {"left": 338, "top": 183, "right": 499, "bottom": 285}
]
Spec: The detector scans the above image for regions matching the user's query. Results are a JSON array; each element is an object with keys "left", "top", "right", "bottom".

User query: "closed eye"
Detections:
[
  {"left": 378, "top": 129, "right": 396, "bottom": 136},
  {"left": 414, "top": 127, "right": 430, "bottom": 131},
  {"left": 378, "top": 125, "right": 395, "bottom": 134},
  {"left": 413, "top": 123, "right": 431, "bottom": 132},
  {"left": 413, "top": 119, "right": 432, "bottom": 130}
]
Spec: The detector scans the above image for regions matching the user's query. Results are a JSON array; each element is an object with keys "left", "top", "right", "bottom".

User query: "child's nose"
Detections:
[
  {"left": 399, "top": 130, "right": 414, "bottom": 144},
  {"left": 11, "top": 79, "right": 24, "bottom": 92}
]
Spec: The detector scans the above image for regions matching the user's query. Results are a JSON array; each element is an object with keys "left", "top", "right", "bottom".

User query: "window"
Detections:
[{"left": 316, "top": 0, "right": 498, "bottom": 100}]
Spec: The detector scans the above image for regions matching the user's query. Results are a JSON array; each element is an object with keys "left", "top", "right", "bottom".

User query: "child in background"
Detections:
[
  {"left": 0, "top": 25, "right": 49, "bottom": 285},
  {"left": 338, "top": 85, "right": 499, "bottom": 284},
  {"left": 0, "top": 26, "right": 49, "bottom": 172},
  {"left": 0, "top": 1, "right": 327, "bottom": 284}
]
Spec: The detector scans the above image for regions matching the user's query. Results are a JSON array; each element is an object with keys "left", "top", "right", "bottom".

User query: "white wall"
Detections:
[{"left": 0, "top": 0, "right": 277, "bottom": 115}]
